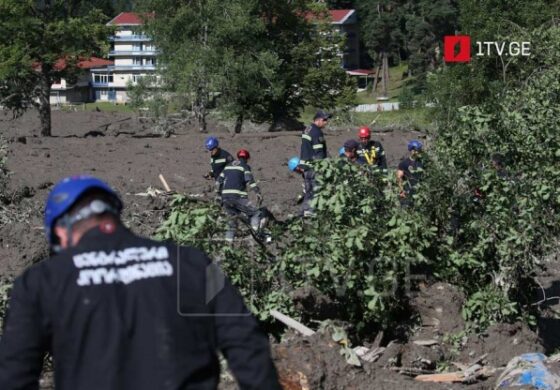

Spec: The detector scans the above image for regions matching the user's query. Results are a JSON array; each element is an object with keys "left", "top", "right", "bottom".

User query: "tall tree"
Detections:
[
  {"left": 140, "top": 0, "right": 355, "bottom": 131},
  {"left": 405, "top": 0, "right": 458, "bottom": 78},
  {"left": 0, "top": 1, "right": 112, "bottom": 136}
]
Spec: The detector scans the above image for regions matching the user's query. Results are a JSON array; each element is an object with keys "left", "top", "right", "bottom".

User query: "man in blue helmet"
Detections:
[
  {"left": 397, "top": 140, "right": 424, "bottom": 206},
  {"left": 204, "top": 136, "right": 234, "bottom": 180},
  {"left": 288, "top": 156, "right": 306, "bottom": 205},
  {"left": 0, "top": 175, "right": 280, "bottom": 390},
  {"left": 217, "top": 149, "right": 264, "bottom": 242},
  {"left": 299, "top": 110, "right": 330, "bottom": 217}
]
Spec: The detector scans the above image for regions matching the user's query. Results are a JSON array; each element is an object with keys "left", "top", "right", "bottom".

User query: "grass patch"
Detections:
[
  {"left": 300, "top": 106, "right": 435, "bottom": 132},
  {"left": 356, "top": 63, "right": 411, "bottom": 104},
  {"left": 347, "top": 108, "right": 434, "bottom": 131}
]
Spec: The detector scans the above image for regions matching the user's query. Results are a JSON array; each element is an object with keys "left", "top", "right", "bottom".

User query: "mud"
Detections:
[
  {"left": 0, "top": 110, "right": 554, "bottom": 389},
  {"left": 0, "top": 110, "right": 421, "bottom": 277}
]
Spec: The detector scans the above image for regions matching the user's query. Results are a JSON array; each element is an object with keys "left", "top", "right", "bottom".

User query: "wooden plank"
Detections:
[
  {"left": 270, "top": 310, "right": 315, "bottom": 336},
  {"left": 158, "top": 174, "right": 172, "bottom": 192},
  {"left": 415, "top": 372, "right": 464, "bottom": 382}
]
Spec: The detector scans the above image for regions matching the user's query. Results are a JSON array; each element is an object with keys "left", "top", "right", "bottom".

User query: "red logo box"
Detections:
[{"left": 444, "top": 35, "right": 471, "bottom": 63}]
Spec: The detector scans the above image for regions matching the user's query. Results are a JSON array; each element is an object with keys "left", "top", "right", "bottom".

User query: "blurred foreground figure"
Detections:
[{"left": 0, "top": 175, "right": 280, "bottom": 390}]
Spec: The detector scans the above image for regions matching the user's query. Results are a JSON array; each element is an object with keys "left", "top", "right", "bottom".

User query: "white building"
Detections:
[
  {"left": 91, "top": 12, "right": 157, "bottom": 103},
  {"left": 49, "top": 57, "right": 113, "bottom": 105},
  {"left": 89, "top": 10, "right": 364, "bottom": 103}
]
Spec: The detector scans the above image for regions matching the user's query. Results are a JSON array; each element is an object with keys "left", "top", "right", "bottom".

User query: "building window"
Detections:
[
  {"left": 145, "top": 58, "right": 155, "bottom": 66},
  {"left": 132, "top": 74, "right": 144, "bottom": 83},
  {"left": 100, "top": 89, "right": 108, "bottom": 97},
  {"left": 133, "top": 57, "right": 143, "bottom": 65},
  {"left": 93, "top": 74, "right": 113, "bottom": 83},
  {"left": 133, "top": 43, "right": 142, "bottom": 51}
]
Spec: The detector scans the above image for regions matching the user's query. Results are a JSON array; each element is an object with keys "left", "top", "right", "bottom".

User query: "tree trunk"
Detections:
[
  {"left": 194, "top": 104, "right": 207, "bottom": 133},
  {"left": 193, "top": 85, "right": 208, "bottom": 133},
  {"left": 381, "top": 52, "right": 389, "bottom": 98},
  {"left": 371, "top": 62, "right": 381, "bottom": 97},
  {"left": 37, "top": 75, "right": 52, "bottom": 136},
  {"left": 234, "top": 112, "right": 244, "bottom": 134}
]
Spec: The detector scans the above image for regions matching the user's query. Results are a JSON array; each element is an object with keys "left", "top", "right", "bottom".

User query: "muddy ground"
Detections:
[{"left": 1, "top": 110, "right": 560, "bottom": 389}]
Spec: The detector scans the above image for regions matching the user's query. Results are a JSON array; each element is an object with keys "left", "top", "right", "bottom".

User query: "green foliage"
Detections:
[
  {"left": 462, "top": 286, "right": 519, "bottom": 332},
  {"left": 357, "top": 0, "right": 458, "bottom": 87},
  {"left": 0, "top": 0, "right": 114, "bottom": 135},
  {"left": 428, "top": 10, "right": 560, "bottom": 126},
  {"left": 157, "top": 25, "right": 560, "bottom": 336},
  {"left": 399, "top": 85, "right": 415, "bottom": 109},
  {"left": 138, "top": 0, "right": 355, "bottom": 130},
  {"left": 127, "top": 75, "right": 169, "bottom": 122}
]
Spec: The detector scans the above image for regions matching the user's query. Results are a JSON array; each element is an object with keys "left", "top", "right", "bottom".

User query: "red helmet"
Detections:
[
  {"left": 237, "top": 149, "right": 250, "bottom": 160},
  {"left": 358, "top": 126, "right": 371, "bottom": 139}
]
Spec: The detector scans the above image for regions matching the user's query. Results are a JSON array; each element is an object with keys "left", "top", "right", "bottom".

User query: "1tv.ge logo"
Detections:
[{"left": 444, "top": 35, "right": 531, "bottom": 63}]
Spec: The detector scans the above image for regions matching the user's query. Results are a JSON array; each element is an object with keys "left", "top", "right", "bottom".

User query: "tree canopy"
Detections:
[
  {"left": 0, "top": 0, "right": 113, "bottom": 136},
  {"left": 138, "top": 0, "right": 355, "bottom": 131}
]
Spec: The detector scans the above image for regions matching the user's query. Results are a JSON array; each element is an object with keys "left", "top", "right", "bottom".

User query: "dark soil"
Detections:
[
  {"left": 0, "top": 110, "right": 422, "bottom": 277},
  {"left": 0, "top": 110, "right": 555, "bottom": 389}
]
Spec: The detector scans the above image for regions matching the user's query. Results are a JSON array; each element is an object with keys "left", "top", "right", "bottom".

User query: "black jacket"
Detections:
[
  {"left": 357, "top": 140, "right": 388, "bottom": 173},
  {"left": 210, "top": 148, "right": 234, "bottom": 178},
  {"left": 300, "top": 124, "right": 327, "bottom": 169},
  {"left": 0, "top": 225, "right": 280, "bottom": 390},
  {"left": 217, "top": 160, "right": 260, "bottom": 200}
]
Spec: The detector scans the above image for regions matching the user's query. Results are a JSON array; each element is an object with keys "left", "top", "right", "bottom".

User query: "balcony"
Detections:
[
  {"left": 109, "top": 50, "right": 159, "bottom": 57},
  {"left": 110, "top": 35, "right": 152, "bottom": 42},
  {"left": 91, "top": 82, "right": 112, "bottom": 87},
  {"left": 108, "top": 65, "right": 156, "bottom": 71}
]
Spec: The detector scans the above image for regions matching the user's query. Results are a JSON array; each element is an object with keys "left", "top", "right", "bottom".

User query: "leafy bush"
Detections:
[{"left": 157, "top": 27, "right": 560, "bottom": 334}]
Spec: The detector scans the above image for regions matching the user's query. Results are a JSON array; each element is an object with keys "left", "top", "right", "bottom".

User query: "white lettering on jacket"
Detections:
[{"left": 73, "top": 246, "right": 173, "bottom": 286}]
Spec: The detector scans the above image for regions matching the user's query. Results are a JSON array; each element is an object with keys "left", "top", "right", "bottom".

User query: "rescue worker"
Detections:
[
  {"left": 299, "top": 110, "right": 330, "bottom": 217},
  {"left": 288, "top": 156, "right": 305, "bottom": 204},
  {"left": 0, "top": 175, "right": 280, "bottom": 390},
  {"left": 217, "top": 149, "right": 263, "bottom": 242},
  {"left": 340, "top": 139, "right": 366, "bottom": 165},
  {"left": 397, "top": 140, "right": 424, "bottom": 206},
  {"left": 204, "top": 136, "right": 234, "bottom": 180},
  {"left": 356, "top": 126, "right": 388, "bottom": 174},
  {"left": 338, "top": 147, "right": 345, "bottom": 157}
]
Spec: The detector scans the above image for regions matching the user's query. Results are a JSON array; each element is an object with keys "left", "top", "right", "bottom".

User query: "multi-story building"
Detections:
[
  {"left": 328, "top": 9, "right": 359, "bottom": 70},
  {"left": 49, "top": 57, "right": 113, "bottom": 105},
  {"left": 88, "top": 10, "right": 363, "bottom": 103},
  {"left": 91, "top": 12, "right": 157, "bottom": 103}
]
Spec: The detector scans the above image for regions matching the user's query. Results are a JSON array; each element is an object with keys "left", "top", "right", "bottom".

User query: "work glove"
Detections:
[
  {"left": 203, "top": 172, "right": 214, "bottom": 180},
  {"left": 256, "top": 193, "right": 263, "bottom": 207}
]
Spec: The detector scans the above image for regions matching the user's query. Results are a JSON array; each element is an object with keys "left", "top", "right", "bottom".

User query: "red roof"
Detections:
[
  {"left": 33, "top": 57, "right": 113, "bottom": 72},
  {"left": 304, "top": 9, "right": 355, "bottom": 24},
  {"left": 75, "top": 57, "right": 114, "bottom": 69},
  {"left": 346, "top": 69, "right": 376, "bottom": 76},
  {"left": 108, "top": 12, "right": 153, "bottom": 26},
  {"left": 329, "top": 9, "right": 354, "bottom": 23}
]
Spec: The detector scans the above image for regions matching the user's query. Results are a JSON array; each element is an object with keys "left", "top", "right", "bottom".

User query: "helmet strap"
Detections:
[{"left": 52, "top": 200, "right": 119, "bottom": 252}]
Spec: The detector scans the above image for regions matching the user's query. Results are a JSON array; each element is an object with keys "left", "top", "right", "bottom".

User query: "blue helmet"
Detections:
[
  {"left": 338, "top": 147, "right": 345, "bottom": 157},
  {"left": 205, "top": 136, "right": 219, "bottom": 151},
  {"left": 288, "top": 156, "right": 300, "bottom": 172},
  {"left": 408, "top": 140, "right": 423, "bottom": 151},
  {"left": 44, "top": 175, "right": 122, "bottom": 244}
]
